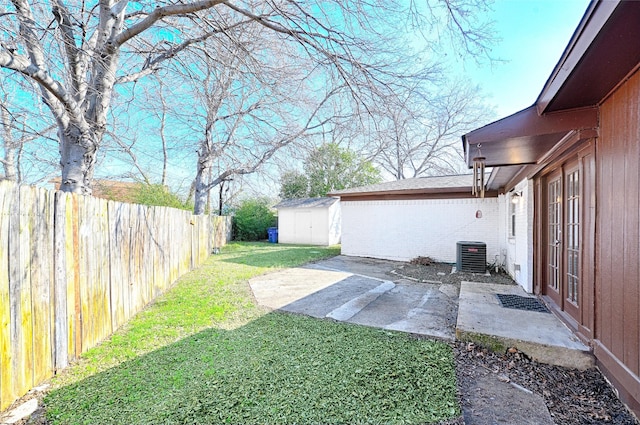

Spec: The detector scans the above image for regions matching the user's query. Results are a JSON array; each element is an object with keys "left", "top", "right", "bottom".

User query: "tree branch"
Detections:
[
  {"left": 7, "top": 0, "right": 68, "bottom": 121},
  {"left": 52, "top": 0, "right": 83, "bottom": 98},
  {"left": 116, "top": 21, "right": 244, "bottom": 84},
  {"left": 201, "top": 87, "right": 337, "bottom": 193},
  {"left": 114, "top": 0, "right": 227, "bottom": 47},
  {"left": 0, "top": 51, "right": 79, "bottom": 123}
]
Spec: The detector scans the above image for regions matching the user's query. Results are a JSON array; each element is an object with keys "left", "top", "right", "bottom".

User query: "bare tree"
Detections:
[
  {"left": 372, "top": 79, "right": 493, "bottom": 179},
  {"left": 184, "top": 30, "right": 338, "bottom": 214},
  {"left": 1, "top": 0, "right": 233, "bottom": 193},
  {"left": 104, "top": 74, "right": 190, "bottom": 186},
  {"left": 0, "top": 79, "right": 56, "bottom": 182},
  {"left": 0, "top": 0, "right": 494, "bottom": 195}
]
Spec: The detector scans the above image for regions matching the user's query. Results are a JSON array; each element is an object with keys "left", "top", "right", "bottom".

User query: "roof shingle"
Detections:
[
  {"left": 328, "top": 174, "right": 473, "bottom": 196},
  {"left": 274, "top": 197, "right": 339, "bottom": 209}
]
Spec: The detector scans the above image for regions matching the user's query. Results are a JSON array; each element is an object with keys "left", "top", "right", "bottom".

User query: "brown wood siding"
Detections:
[
  {"left": 579, "top": 147, "right": 596, "bottom": 340},
  {"left": 597, "top": 69, "right": 640, "bottom": 389},
  {"left": 624, "top": 79, "right": 640, "bottom": 374}
]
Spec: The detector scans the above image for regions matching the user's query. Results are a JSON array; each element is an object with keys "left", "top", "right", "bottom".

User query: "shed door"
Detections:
[
  {"left": 295, "top": 212, "right": 312, "bottom": 244},
  {"left": 543, "top": 161, "right": 580, "bottom": 322}
]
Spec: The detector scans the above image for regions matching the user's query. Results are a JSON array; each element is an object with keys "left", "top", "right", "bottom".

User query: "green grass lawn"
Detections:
[{"left": 44, "top": 242, "right": 459, "bottom": 425}]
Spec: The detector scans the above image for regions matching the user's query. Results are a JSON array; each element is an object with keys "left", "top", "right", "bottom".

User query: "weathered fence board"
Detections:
[
  {"left": 30, "top": 187, "right": 54, "bottom": 385},
  {"left": 0, "top": 181, "right": 14, "bottom": 409},
  {"left": 0, "top": 181, "right": 231, "bottom": 412},
  {"left": 70, "top": 194, "right": 81, "bottom": 359},
  {"left": 212, "top": 216, "right": 232, "bottom": 250},
  {"left": 53, "top": 191, "right": 68, "bottom": 373},
  {"left": 108, "top": 201, "right": 128, "bottom": 330},
  {"left": 10, "top": 185, "right": 34, "bottom": 402}
]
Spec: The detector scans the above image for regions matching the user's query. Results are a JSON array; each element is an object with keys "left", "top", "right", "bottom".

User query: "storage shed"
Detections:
[{"left": 274, "top": 197, "right": 341, "bottom": 246}]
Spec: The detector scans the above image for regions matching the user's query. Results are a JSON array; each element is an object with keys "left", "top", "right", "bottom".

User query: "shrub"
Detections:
[
  {"left": 232, "top": 198, "right": 276, "bottom": 241},
  {"left": 133, "top": 184, "right": 192, "bottom": 210}
]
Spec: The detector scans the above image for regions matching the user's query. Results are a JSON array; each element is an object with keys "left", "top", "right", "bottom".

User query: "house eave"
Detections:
[
  {"left": 537, "top": 0, "right": 640, "bottom": 113},
  {"left": 536, "top": 0, "right": 616, "bottom": 113},
  {"left": 462, "top": 106, "right": 598, "bottom": 169},
  {"left": 486, "top": 129, "right": 599, "bottom": 191},
  {"left": 274, "top": 197, "right": 339, "bottom": 209},
  {"left": 462, "top": 0, "right": 640, "bottom": 175}
]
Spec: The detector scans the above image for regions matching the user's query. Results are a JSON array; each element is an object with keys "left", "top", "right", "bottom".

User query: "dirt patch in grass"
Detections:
[{"left": 455, "top": 341, "right": 639, "bottom": 425}]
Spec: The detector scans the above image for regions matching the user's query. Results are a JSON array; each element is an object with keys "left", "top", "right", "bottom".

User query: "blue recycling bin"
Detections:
[{"left": 267, "top": 227, "right": 278, "bottom": 243}]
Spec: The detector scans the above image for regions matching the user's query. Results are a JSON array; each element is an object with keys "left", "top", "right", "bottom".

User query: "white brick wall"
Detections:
[{"left": 341, "top": 198, "right": 499, "bottom": 263}]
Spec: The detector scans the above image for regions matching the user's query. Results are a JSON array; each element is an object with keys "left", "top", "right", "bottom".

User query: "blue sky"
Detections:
[
  {"left": 106, "top": 0, "right": 594, "bottom": 194},
  {"left": 463, "top": 0, "right": 591, "bottom": 118},
  {"left": 2, "top": 0, "right": 593, "bottom": 192}
]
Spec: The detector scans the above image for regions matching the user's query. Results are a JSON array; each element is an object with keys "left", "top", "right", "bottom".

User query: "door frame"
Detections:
[
  {"left": 534, "top": 141, "right": 595, "bottom": 341},
  {"left": 542, "top": 168, "right": 564, "bottom": 308},
  {"left": 541, "top": 160, "right": 581, "bottom": 321}
]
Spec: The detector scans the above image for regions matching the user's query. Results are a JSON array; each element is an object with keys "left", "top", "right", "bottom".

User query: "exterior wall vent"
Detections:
[{"left": 456, "top": 241, "right": 487, "bottom": 273}]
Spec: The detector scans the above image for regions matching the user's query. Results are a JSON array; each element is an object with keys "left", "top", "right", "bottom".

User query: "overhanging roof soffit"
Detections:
[
  {"left": 463, "top": 106, "right": 598, "bottom": 167},
  {"left": 464, "top": 106, "right": 597, "bottom": 145},
  {"left": 536, "top": 0, "right": 619, "bottom": 113},
  {"left": 537, "top": 0, "right": 640, "bottom": 113}
]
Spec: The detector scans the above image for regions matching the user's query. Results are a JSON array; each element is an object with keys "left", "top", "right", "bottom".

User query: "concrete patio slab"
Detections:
[
  {"left": 456, "top": 281, "right": 595, "bottom": 369},
  {"left": 277, "top": 274, "right": 386, "bottom": 318},
  {"left": 326, "top": 280, "right": 395, "bottom": 321},
  {"left": 248, "top": 266, "right": 352, "bottom": 311},
  {"left": 347, "top": 282, "right": 458, "bottom": 340},
  {"left": 250, "top": 256, "right": 594, "bottom": 369},
  {"left": 249, "top": 257, "right": 458, "bottom": 340}
]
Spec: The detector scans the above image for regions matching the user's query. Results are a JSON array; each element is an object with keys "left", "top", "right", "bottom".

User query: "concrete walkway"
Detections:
[
  {"left": 250, "top": 258, "right": 459, "bottom": 340},
  {"left": 249, "top": 255, "right": 592, "bottom": 369},
  {"left": 456, "top": 281, "right": 593, "bottom": 369},
  {"left": 248, "top": 255, "right": 595, "bottom": 425}
]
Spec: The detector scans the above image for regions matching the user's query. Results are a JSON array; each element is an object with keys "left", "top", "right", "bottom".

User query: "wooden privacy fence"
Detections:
[{"left": 0, "top": 181, "right": 231, "bottom": 411}]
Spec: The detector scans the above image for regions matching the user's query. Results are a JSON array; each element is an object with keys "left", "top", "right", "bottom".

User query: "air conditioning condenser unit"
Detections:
[{"left": 456, "top": 241, "right": 486, "bottom": 273}]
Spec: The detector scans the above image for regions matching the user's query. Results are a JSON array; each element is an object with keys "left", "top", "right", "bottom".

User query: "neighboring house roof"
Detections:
[
  {"left": 51, "top": 178, "right": 141, "bottom": 203},
  {"left": 328, "top": 174, "right": 498, "bottom": 200},
  {"left": 274, "top": 197, "right": 339, "bottom": 209},
  {"left": 462, "top": 0, "right": 640, "bottom": 191}
]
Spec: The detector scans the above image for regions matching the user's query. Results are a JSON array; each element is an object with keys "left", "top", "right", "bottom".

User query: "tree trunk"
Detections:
[
  {"left": 58, "top": 127, "right": 98, "bottom": 194},
  {"left": 395, "top": 138, "right": 403, "bottom": 180},
  {"left": 0, "top": 104, "right": 17, "bottom": 181},
  {"left": 4, "top": 148, "right": 17, "bottom": 181},
  {"left": 193, "top": 155, "right": 212, "bottom": 215}
]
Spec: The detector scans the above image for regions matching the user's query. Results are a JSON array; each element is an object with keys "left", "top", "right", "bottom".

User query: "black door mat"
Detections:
[{"left": 496, "top": 294, "right": 550, "bottom": 313}]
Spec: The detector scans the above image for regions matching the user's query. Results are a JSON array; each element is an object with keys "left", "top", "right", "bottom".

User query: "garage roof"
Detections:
[
  {"left": 328, "top": 174, "right": 497, "bottom": 200},
  {"left": 274, "top": 197, "right": 339, "bottom": 209}
]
